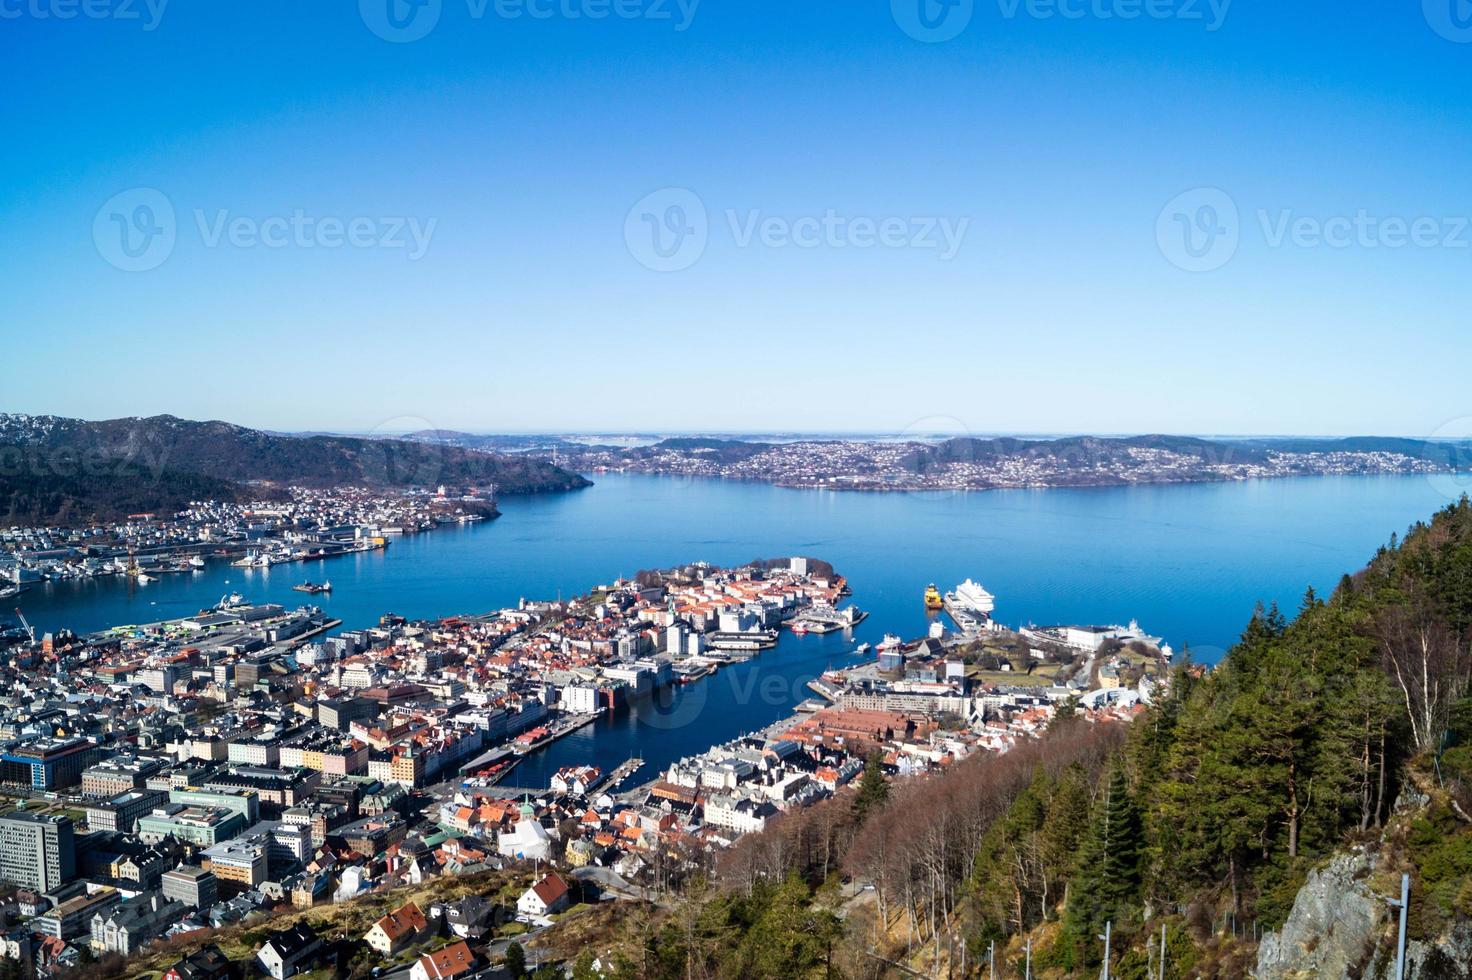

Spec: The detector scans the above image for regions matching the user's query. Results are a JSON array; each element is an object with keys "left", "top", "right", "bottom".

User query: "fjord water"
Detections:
[{"left": 15, "top": 473, "right": 1464, "bottom": 786}]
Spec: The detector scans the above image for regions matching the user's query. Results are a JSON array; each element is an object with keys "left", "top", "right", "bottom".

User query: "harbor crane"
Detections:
[{"left": 14, "top": 609, "right": 34, "bottom": 644}]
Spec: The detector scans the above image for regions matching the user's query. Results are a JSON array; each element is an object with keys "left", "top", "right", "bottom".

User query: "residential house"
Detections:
[
  {"left": 516, "top": 871, "right": 571, "bottom": 918},
  {"left": 363, "top": 900, "right": 428, "bottom": 955},
  {"left": 256, "top": 923, "right": 323, "bottom": 980},
  {"left": 161, "top": 943, "right": 231, "bottom": 980},
  {"left": 411, "top": 940, "right": 477, "bottom": 980}
]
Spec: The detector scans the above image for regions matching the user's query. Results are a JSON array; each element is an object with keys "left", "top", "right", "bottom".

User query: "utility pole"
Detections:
[
  {"left": 1025, "top": 937, "right": 1031, "bottom": 980},
  {"left": 1098, "top": 921, "right": 1112, "bottom": 980},
  {"left": 1160, "top": 922, "right": 1167, "bottom": 980},
  {"left": 1388, "top": 872, "right": 1410, "bottom": 980},
  {"left": 987, "top": 940, "right": 994, "bottom": 980}
]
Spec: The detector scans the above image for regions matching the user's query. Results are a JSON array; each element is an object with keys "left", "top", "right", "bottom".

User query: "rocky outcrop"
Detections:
[
  {"left": 1256, "top": 839, "right": 1472, "bottom": 979},
  {"left": 1256, "top": 847, "right": 1388, "bottom": 980}
]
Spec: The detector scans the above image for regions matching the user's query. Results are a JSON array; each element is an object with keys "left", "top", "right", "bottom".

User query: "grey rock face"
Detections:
[{"left": 1256, "top": 848, "right": 1387, "bottom": 980}]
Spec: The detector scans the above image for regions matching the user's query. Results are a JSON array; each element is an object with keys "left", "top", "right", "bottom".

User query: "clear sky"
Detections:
[{"left": 3, "top": 0, "right": 1471, "bottom": 437}]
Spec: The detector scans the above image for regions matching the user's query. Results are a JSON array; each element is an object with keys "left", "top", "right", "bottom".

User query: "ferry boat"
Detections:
[
  {"left": 293, "top": 581, "right": 332, "bottom": 595},
  {"left": 876, "top": 633, "right": 903, "bottom": 652},
  {"left": 924, "top": 583, "right": 944, "bottom": 610}
]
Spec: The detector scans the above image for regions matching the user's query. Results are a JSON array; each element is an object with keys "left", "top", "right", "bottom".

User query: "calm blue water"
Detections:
[{"left": 12, "top": 473, "right": 1462, "bottom": 786}]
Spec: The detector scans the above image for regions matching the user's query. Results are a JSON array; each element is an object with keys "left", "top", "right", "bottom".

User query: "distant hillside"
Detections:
[
  {"left": 0, "top": 446, "right": 281, "bottom": 525},
  {"left": 0, "top": 414, "right": 590, "bottom": 525}
]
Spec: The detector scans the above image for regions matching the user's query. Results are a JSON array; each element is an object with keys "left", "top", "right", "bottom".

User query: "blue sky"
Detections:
[{"left": 3, "top": 0, "right": 1471, "bottom": 436}]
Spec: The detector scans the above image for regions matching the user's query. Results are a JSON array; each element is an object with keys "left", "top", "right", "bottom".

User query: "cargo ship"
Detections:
[{"left": 924, "top": 583, "right": 944, "bottom": 611}]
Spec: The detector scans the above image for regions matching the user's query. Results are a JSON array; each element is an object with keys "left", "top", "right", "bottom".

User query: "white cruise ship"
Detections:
[
  {"left": 945, "top": 579, "right": 994, "bottom": 613},
  {"left": 943, "top": 578, "right": 995, "bottom": 633}
]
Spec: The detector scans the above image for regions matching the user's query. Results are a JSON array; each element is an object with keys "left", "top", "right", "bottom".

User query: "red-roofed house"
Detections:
[
  {"left": 516, "top": 871, "right": 571, "bottom": 918},
  {"left": 410, "top": 940, "right": 477, "bottom": 980},
  {"left": 364, "top": 901, "right": 428, "bottom": 955}
]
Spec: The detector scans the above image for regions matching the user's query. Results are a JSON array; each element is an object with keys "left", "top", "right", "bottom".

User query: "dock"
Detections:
[
  {"left": 511, "top": 711, "right": 599, "bottom": 755},
  {"left": 605, "top": 756, "right": 644, "bottom": 790}
]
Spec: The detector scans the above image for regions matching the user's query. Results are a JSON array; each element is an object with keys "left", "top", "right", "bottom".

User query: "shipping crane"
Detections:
[{"left": 14, "top": 609, "right": 34, "bottom": 644}]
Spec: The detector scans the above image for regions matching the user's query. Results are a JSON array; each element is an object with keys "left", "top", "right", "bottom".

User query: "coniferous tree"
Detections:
[{"left": 853, "top": 751, "right": 889, "bottom": 818}]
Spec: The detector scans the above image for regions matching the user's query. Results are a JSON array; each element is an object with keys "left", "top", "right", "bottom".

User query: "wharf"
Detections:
[
  {"left": 605, "top": 756, "right": 644, "bottom": 790},
  {"left": 511, "top": 712, "right": 599, "bottom": 755}
]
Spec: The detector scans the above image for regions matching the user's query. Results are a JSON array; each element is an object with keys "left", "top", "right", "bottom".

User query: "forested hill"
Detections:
[
  {"left": 582, "top": 498, "right": 1472, "bottom": 979},
  {"left": 0, "top": 413, "right": 590, "bottom": 525}
]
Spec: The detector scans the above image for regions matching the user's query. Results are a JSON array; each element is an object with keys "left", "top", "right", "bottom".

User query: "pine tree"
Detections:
[
  {"left": 853, "top": 751, "right": 889, "bottom": 818},
  {"left": 505, "top": 940, "right": 527, "bottom": 979},
  {"left": 1056, "top": 765, "right": 1141, "bottom": 969}
]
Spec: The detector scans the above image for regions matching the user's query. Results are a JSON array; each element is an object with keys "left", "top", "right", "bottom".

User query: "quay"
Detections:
[
  {"left": 511, "top": 711, "right": 599, "bottom": 755},
  {"left": 605, "top": 755, "right": 644, "bottom": 790}
]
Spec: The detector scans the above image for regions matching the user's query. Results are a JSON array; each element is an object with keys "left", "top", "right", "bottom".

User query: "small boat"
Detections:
[
  {"left": 292, "top": 581, "right": 332, "bottom": 595},
  {"left": 855, "top": 642, "right": 871, "bottom": 655},
  {"left": 189, "top": 556, "right": 207, "bottom": 569},
  {"left": 135, "top": 572, "right": 154, "bottom": 584},
  {"left": 790, "top": 621, "right": 810, "bottom": 635}
]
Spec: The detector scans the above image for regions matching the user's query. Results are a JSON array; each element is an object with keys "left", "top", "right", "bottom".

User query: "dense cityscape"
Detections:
[{"left": 0, "top": 546, "right": 1168, "bottom": 979}]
